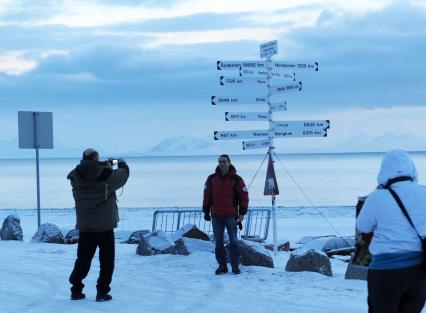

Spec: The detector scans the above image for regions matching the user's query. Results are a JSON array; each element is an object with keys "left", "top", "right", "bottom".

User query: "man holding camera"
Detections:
[
  {"left": 67, "top": 148, "right": 129, "bottom": 302},
  {"left": 203, "top": 154, "right": 249, "bottom": 275}
]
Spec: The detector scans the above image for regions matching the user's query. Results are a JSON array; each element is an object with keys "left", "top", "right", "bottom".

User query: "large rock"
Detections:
[
  {"left": 264, "top": 241, "right": 290, "bottom": 252},
  {"left": 226, "top": 240, "right": 274, "bottom": 268},
  {"left": 173, "top": 224, "right": 210, "bottom": 242},
  {"left": 64, "top": 229, "right": 79, "bottom": 244},
  {"left": 126, "top": 230, "right": 150, "bottom": 244},
  {"left": 0, "top": 215, "right": 23, "bottom": 241},
  {"left": 285, "top": 249, "right": 332, "bottom": 277},
  {"left": 345, "top": 261, "right": 368, "bottom": 280},
  {"left": 136, "top": 230, "right": 189, "bottom": 256},
  {"left": 31, "top": 223, "right": 65, "bottom": 244}
]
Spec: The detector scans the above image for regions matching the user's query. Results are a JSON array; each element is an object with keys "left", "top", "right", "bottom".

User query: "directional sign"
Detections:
[
  {"left": 217, "top": 60, "right": 318, "bottom": 71},
  {"left": 273, "top": 129, "right": 327, "bottom": 138},
  {"left": 270, "top": 102, "right": 287, "bottom": 112},
  {"left": 225, "top": 112, "right": 268, "bottom": 121},
  {"left": 217, "top": 61, "right": 267, "bottom": 70},
  {"left": 270, "top": 82, "right": 302, "bottom": 94},
  {"left": 273, "top": 120, "right": 330, "bottom": 131},
  {"left": 239, "top": 69, "right": 295, "bottom": 80},
  {"left": 273, "top": 61, "right": 318, "bottom": 71},
  {"left": 211, "top": 96, "right": 267, "bottom": 105},
  {"left": 220, "top": 76, "right": 267, "bottom": 86},
  {"left": 214, "top": 130, "right": 269, "bottom": 140},
  {"left": 243, "top": 139, "right": 270, "bottom": 150},
  {"left": 260, "top": 40, "right": 278, "bottom": 59}
]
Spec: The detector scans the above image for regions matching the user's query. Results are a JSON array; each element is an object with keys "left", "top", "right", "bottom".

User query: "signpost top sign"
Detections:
[
  {"left": 18, "top": 111, "right": 53, "bottom": 149},
  {"left": 260, "top": 40, "right": 278, "bottom": 59}
]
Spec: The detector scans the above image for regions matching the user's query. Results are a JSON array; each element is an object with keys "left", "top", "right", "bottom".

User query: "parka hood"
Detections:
[
  {"left": 67, "top": 160, "right": 105, "bottom": 183},
  {"left": 377, "top": 149, "right": 417, "bottom": 186}
]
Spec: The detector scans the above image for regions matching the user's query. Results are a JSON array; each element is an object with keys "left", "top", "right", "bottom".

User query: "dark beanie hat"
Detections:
[{"left": 82, "top": 148, "right": 99, "bottom": 161}]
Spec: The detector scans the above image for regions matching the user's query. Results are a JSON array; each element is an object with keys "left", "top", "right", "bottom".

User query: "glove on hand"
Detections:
[{"left": 204, "top": 213, "right": 211, "bottom": 221}]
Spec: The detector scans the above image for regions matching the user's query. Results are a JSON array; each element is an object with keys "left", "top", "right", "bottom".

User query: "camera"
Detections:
[{"left": 100, "top": 158, "right": 119, "bottom": 167}]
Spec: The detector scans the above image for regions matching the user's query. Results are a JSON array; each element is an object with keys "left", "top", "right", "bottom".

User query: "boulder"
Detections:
[
  {"left": 226, "top": 240, "right": 274, "bottom": 268},
  {"left": 264, "top": 241, "right": 290, "bottom": 252},
  {"left": 64, "top": 229, "right": 79, "bottom": 244},
  {"left": 126, "top": 230, "right": 150, "bottom": 244},
  {"left": 136, "top": 230, "right": 189, "bottom": 256},
  {"left": 31, "top": 223, "right": 65, "bottom": 244},
  {"left": 285, "top": 249, "right": 332, "bottom": 277},
  {"left": 344, "top": 261, "right": 368, "bottom": 281},
  {"left": 173, "top": 224, "right": 210, "bottom": 242},
  {"left": 0, "top": 215, "right": 23, "bottom": 241}
]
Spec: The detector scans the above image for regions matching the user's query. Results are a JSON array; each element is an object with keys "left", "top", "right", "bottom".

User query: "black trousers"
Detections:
[
  {"left": 69, "top": 230, "right": 115, "bottom": 295},
  {"left": 368, "top": 265, "right": 426, "bottom": 313}
]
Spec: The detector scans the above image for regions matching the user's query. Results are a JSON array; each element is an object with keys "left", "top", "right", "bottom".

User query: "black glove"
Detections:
[
  {"left": 237, "top": 221, "right": 243, "bottom": 230},
  {"left": 204, "top": 213, "right": 211, "bottom": 221}
]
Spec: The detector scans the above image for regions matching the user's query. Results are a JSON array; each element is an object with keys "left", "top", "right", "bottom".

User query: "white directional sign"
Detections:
[
  {"left": 260, "top": 40, "right": 278, "bottom": 59},
  {"left": 270, "top": 82, "right": 302, "bottom": 94},
  {"left": 217, "top": 60, "right": 318, "bottom": 71},
  {"left": 211, "top": 96, "right": 267, "bottom": 105},
  {"left": 217, "top": 61, "right": 266, "bottom": 70},
  {"left": 239, "top": 69, "right": 295, "bottom": 80},
  {"left": 220, "top": 76, "right": 267, "bottom": 86},
  {"left": 243, "top": 139, "right": 270, "bottom": 150},
  {"left": 270, "top": 102, "right": 287, "bottom": 112},
  {"left": 273, "top": 129, "right": 327, "bottom": 138},
  {"left": 225, "top": 112, "right": 268, "bottom": 121},
  {"left": 273, "top": 120, "right": 330, "bottom": 131},
  {"left": 214, "top": 130, "right": 269, "bottom": 140},
  {"left": 273, "top": 61, "right": 318, "bottom": 71}
]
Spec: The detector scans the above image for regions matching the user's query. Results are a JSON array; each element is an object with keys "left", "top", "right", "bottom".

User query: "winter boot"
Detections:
[
  {"left": 96, "top": 294, "right": 112, "bottom": 302},
  {"left": 232, "top": 265, "right": 241, "bottom": 274},
  {"left": 215, "top": 264, "right": 228, "bottom": 275},
  {"left": 70, "top": 292, "right": 86, "bottom": 300}
]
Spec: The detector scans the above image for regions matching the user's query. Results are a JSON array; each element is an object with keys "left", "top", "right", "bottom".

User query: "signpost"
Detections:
[
  {"left": 220, "top": 76, "right": 267, "bottom": 86},
  {"left": 225, "top": 112, "right": 268, "bottom": 121},
  {"left": 214, "top": 130, "right": 269, "bottom": 140},
  {"left": 211, "top": 96, "right": 267, "bottom": 105},
  {"left": 213, "top": 40, "right": 327, "bottom": 254},
  {"left": 18, "top": 111, "right": 54, "bottom": 229}
]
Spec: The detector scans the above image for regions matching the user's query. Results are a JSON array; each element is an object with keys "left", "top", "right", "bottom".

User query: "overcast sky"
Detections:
[{"left": 1, "top": 0, "right": 426, "bottom": 157}]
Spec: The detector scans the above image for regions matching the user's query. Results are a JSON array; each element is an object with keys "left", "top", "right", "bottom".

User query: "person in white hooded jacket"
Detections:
[{"left": 357, "top": 149, "right": 426, "bottom": 313}]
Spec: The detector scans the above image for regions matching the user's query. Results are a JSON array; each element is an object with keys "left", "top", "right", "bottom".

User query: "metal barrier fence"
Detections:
[{"left": 152, "top": 208, "right": 271, "bottom": 242}]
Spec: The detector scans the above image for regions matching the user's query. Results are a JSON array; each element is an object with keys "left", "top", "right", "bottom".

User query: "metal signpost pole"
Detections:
[
  {"left": 33, "top": 112, "right": 41, "bottom": 228},
  {"left": 266, "top": 56, "right": 278, "bottom": 255}
]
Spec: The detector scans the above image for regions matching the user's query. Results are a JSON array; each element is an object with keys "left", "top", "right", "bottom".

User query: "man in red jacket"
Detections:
[{"left": 203, "top": 154, "right": 249, "bottom": 275}]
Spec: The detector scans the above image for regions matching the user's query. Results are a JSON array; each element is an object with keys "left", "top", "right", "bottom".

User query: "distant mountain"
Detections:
[
  {"left": 144, "top": 136, "right": 248, "bottom": 156},
  {"left": 334, "top": 133, "right": 426, "bottom": 153}
]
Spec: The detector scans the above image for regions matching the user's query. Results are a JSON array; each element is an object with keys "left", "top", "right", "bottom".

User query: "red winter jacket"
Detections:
[{"left": 203, "top": 165, "right": 249, "bottom": 217}]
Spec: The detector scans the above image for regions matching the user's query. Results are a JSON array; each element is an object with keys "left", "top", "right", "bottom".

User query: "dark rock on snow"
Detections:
[
  {"left": 31, "top": 223, "right": 65, "bottom": 244},
  {"left": 0, "top": 215, "right": 23, "bottom": 241},
  {"left": 226, "top": 240, "right": 274, "bottom": 268},
  {"left": 136, "top": 230, "right": 189, "bottom": 256},
  {"left": 285, "top": 249, "right": 332, "bottom": 277}
]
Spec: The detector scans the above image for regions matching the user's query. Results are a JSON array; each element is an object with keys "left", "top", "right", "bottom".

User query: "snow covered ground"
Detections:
[{"left": 0, "top": 206, "right": 373, "bottom": 313}]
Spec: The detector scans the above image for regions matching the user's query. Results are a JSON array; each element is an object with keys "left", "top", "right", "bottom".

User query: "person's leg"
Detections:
[
  {"left": 224, "top": 217, "right": 240, "bottom": 267},
  {"left": 398, "top": 266, "right": 426, "bottom": 313},
  {"left": 96, "top": 230, "right": 115, "bottom": 296},
  {"left": 69, "top": 232, "right": 97, "bottom": 295},
  {"left": 212, "top": 217, "right": 226, "bottom": 266},
  {"left": 367, "top": 268, "right": 404, "bottom": 313}
]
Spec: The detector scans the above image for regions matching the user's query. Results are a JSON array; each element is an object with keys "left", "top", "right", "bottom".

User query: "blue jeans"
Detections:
[{"left": 212, "top": 216, "right": 240, "bottom": 267}]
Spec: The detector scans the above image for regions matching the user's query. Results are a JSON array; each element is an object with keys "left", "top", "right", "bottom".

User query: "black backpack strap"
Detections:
[
  {"left": 386, "top": 187, "right": 422, "bottom": 240},
  {"left": 383, "top": 176, "right": 413, "bottom": 188}
]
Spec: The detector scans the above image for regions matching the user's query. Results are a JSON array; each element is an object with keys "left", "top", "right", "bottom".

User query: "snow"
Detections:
[{"left": 0, "top": 207, "right": 367, "bottom": 313}]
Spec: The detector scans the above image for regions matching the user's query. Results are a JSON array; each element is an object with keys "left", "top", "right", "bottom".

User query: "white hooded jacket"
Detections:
[{"left": 356, "top": 150, "right": 426, "bottom": 255}]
